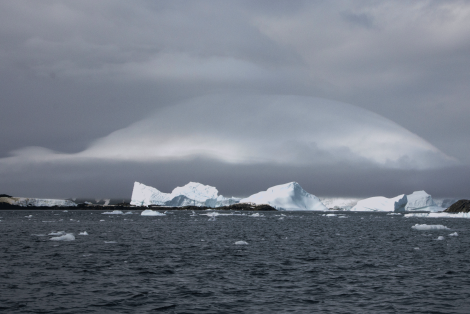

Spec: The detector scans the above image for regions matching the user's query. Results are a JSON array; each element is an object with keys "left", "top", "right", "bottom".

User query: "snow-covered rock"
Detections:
[
  {"left": 0, "top": 197, "right": 77, "bottom": 207},
  {"left": 405, "top": 191, "right": 441, "bottom": 212},
  {"left": 350, "top": 194, "right": 407, "bottom": 212},
  {"left": 130, "top": 181, "right": 240, "bottom": 208},
  {"left": 239, "top": 182, "right": 327, "bottom": 211}
]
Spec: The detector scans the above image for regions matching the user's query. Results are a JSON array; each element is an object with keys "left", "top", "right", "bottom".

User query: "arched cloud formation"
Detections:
[{"left": 65, "top": 94, "right": 455, "bottom": 169}]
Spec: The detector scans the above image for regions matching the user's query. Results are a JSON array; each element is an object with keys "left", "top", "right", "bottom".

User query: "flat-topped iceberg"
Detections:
[
  {"left": 405, "top": 191, "right": 442, "bottom": 212},
  {"left": 130, "top": 181, "right": 239, "bottom": 208},
  {"left": 239, "top": 182, "right": 327, "bottom": 211},
  {"left": 319, "top": 197, "right": 359, "bottom": 210},
  {"left": 350, "top": 194, "right": 407, "bottom": 212}
]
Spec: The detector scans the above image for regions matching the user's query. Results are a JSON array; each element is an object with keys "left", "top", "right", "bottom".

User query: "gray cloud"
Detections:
[{"left": 0, "top": 1, "right": 469, "bottom": 198}]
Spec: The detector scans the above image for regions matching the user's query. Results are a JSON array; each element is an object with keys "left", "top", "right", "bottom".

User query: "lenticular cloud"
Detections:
[
  {"left": 2, "top": 94, "right": 457, "bottom": 170},
  {"left": 80, "top": 94, "right": 454, "bottom": 169}
]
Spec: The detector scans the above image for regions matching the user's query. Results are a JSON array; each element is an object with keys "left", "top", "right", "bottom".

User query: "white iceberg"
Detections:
[
  {"left": 350, "top": 194, "right": 407, "bottom": 212},
  {"left": 411, "top": 224, "right": 450, "bottom": 231},
  {"left": 141, "top": 209, "right": 166, "bottom": 216},
  {"left": 405, "top": 191, "right": 442, "bottom": 212},
  {"left": 319, "top": 197, "right": 359, "bottom": 210},
  {"left": 48, "top": 231, "right": 66, "bottom": 236},
  {"left": 50, "top": 233, "right": 75, "bottom": 241},
  {"left": 239, "top": 182, "right": 327, "bottom": 211},
  {"left": 130, "top": 181, "right": 239, "bottom": 208}
]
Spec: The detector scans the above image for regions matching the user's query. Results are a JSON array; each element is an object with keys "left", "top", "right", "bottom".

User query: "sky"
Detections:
[{"left": 1, "top": 0, "right": 470, "bottom": 199}]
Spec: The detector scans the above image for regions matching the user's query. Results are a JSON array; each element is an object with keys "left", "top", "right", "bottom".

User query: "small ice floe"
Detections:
[
  {"left": 102, "top": 210, "right": 123, "bottom": 215},
  {"left": 63, "top": 210, "right": 68, "bottom": 212},
  {"left": 190, "top": 211, "right": 197, "bottom": 216},
  {"left": 124, "top": 211, "right": 133, "bottom": 215},
  {"left": 412, "top": 224, "right": 450, "bottom": 231},
  {"left": 48, "top": 231, "right": 66, "bottom": 236},
  {"left": 436, "top": 236, "right": 445, "bottom": 241},
  {"left": 414, "top": 247, "right": 420, "bottom": 250},
  {"left": 235, "top": 241, "right": 248, "bottom": 245},
  {"left": 25, "top": 215, "right": 33, "bottom": 218},
  {"left": 104, "top": 241, "right": 117, "bottom": 244},
  {"left": 338, "top": 216, "right": 348, "bottom": 218},
  {"left": 141, "top": 209, "right": 166, "bottom": 216},
  {"left": 323, "top": 214, "right": 337, "bottom": 217},
  {"left": 250, "top": 213, "right": 263, "bottom": 217},
  {"left": 449, "top": 232, "right": 458, "bottom": 237},
  {"left": 50, "top": 233, "right": 75, "bottom": 241},
  {"left": 100, "top": 219, "right": 105, "bottom": 221},
  {"left": 387, "top": 213, "right": 402, "bottom": 215},
  {"left": 79, "top": 231, "right": 88, "bottom": 236},
  {"left": 31, "top": 234, "right": 46, "bottom": 237}
]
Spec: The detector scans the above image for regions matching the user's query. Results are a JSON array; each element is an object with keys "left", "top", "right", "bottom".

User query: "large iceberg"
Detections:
[
  {"left": 239, "top": 182, "right": 327, "bottom": 211},
  {"left": 319, "top": 197, "right": 360, "bottom": 210},
  {"left": 405, "top": 191, "right": 442, "bottom": 212},
  {"left": 350, "top": 194, "right": 407, "bottom": 212},
  {"left": 130, "top": 181, "right": 239, "bottom": 207}
]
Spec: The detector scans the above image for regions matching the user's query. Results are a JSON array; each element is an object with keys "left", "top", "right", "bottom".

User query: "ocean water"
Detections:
[{"left": 1, "top": 210, "right": 469, "bottom": 314}]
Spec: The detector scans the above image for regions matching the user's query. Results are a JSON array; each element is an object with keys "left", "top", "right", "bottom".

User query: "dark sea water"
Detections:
[{"left": 1, "top": 210, "right": 469, "bottom": 314}]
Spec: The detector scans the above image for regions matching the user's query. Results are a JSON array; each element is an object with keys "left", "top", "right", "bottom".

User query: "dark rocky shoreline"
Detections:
[{"left": 0, "top": 202, "right": 277, "bottom": 211}]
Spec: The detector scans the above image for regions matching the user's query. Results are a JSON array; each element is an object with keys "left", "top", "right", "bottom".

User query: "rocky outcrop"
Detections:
[{"left": 444, "top": 200, "right": 470, "bottom": 213}]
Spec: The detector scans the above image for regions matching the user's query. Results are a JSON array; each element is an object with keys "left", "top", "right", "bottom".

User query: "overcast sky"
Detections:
[{"left": 1, "top": 0, "right": 470, "bottom": 199}]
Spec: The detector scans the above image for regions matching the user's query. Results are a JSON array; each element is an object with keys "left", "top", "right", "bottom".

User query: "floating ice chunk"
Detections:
[
  {"left": 324, "top": 214, "right": 337, "bottom": 217},
  {"left": 449, "top": 232, "right": 458, "bottom": 237},
  {"left": 63, "top": 210, "right": 68, "bottom": 212},
  {"left": 124, "top": 211, "right": 133, "bottom": 215},
  {"left": 250, "top": 213, "right": 263, "bottom": 217},
  {"left": 411, "top": 224, "right": 450, "bottom": 231},
  {"left": 414, "top": 247, "right": 420, "bottom": 250},
  {"left": 100, "top": 219, "right": 105, "bottom": 221},
  {"left": 338, "top": 216, "right": 348, "bottom": 218},
  {"left": 48, "top": 231, "right": 66, "bottom": 236},
  {"left": 404, "top": 213, "right": 470, "bottom": 219},
  {"left": 141, "top": 209, "right": 166, "bottom": 216},
  {"left": 50, "top": 233, "right": 75, "bottom": 241},
  {"left": 31, "top": 234, "right": 46, "bottom": 237},
  {"left": 102, "top": 210, "right": 124, "bottom": 215},
  {"left": 387, "top": 213, "right": 402, "bottom": 215},
  {"left": 79, "top": 231, "right": 89, "bottom": 235},
  {"left": 104, "top": 241, "right": 117, "bottom": 243},
  {"left": 25, "top": 215, "right": 33, "bottom": 218},
  {"left": 436, "top": 236, "right": 445, "bottom": 240},
  {"left": 235, "top": 241, "right": 248, "bottom": 245}
]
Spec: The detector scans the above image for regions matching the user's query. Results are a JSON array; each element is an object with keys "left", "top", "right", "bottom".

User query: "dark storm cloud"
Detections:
[{"left": 0, "top": 0, "right": 469, "bottom": 198}]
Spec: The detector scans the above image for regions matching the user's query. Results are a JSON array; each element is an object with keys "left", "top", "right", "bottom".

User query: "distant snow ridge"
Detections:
[
  {"left": 239, "top": 182, "right": 327, "bottom": 211},
  {"left": 130, "top": 181, "right": 240, "bottom": 208},
  {"left": 350, "top": 194, "right": 407, "bottom": 212},
  {"left": 405, "top": 191, "right": 442, "bottom": 212},
  {"left": 0, "top": 197, "right": 77, "bottom": 207}
]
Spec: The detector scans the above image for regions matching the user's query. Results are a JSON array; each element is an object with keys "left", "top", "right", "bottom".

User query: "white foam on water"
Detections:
[
  {"left": 102, "top": 210, "right": 124, "bottom": 215},
  {"left": 124, "top": 211, "right": 133, "bottom": 215},
  {"left": 235, "top": 241, "right": 248, "bottom": 245},
  {"left": 436, "top": 236, "right": 445, "bottom": 241},
  {"left": 79, "top": 231, "right": 89, "bottom": 235},
  {"left": 411, "top": 224, "right": 450, "bottom": 231},
  {"left": 25, "top": 215, "right": 32, "bottom": 218},
  {"left": 50, "top": 233, "right": 75, "bottom": 241},
  {"left": 414, "top": 247, "right": 420, "bottom": 250},
  {"left": 48, "top": 231, "right": 66, "bottom": 236},
  {"left": 323, "top": 214, "right": 337, "bottom": 217},
  {"left": 31, "top": 234, "right": 46, "bottom": 237},
  {"left": 449, "top": 232, "right": 458, "bottom": 237},
  {"left": 141, "top": 209, "right": 166, "bottom": 216},
  {"left": 338, "top": 216, "right": 348, "bottom": 218}
]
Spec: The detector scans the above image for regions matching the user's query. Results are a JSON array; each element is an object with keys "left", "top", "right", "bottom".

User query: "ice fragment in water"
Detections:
[
  {"left": 449, "top": 232, "right": 458, "bottom": 237},
  {"left": 141, "top": 209, "right": 166, "bottom": 216},
  {"left": 48, "top": 231, "right": 66, "bottom": 236},
  {"left": 104, "top": 241, "right": 117, "bottom": 243},
  {"left": 50, "top": 234, "right": 75, "bottom": 241},
  {"left": 79, "top": 231, "right": 88, "bottom": 235},
  {"left": 436, "top": 236, "right": 445, "bottom": 240},
  {"left": 102, "top": 210, "right": 124, "bottom": 215},
  {"left": 235, "top": 241, "right": 248, "bottom": 245},
  {"left": 411, "top": 224, "right": 450, "bottom": 231}
]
